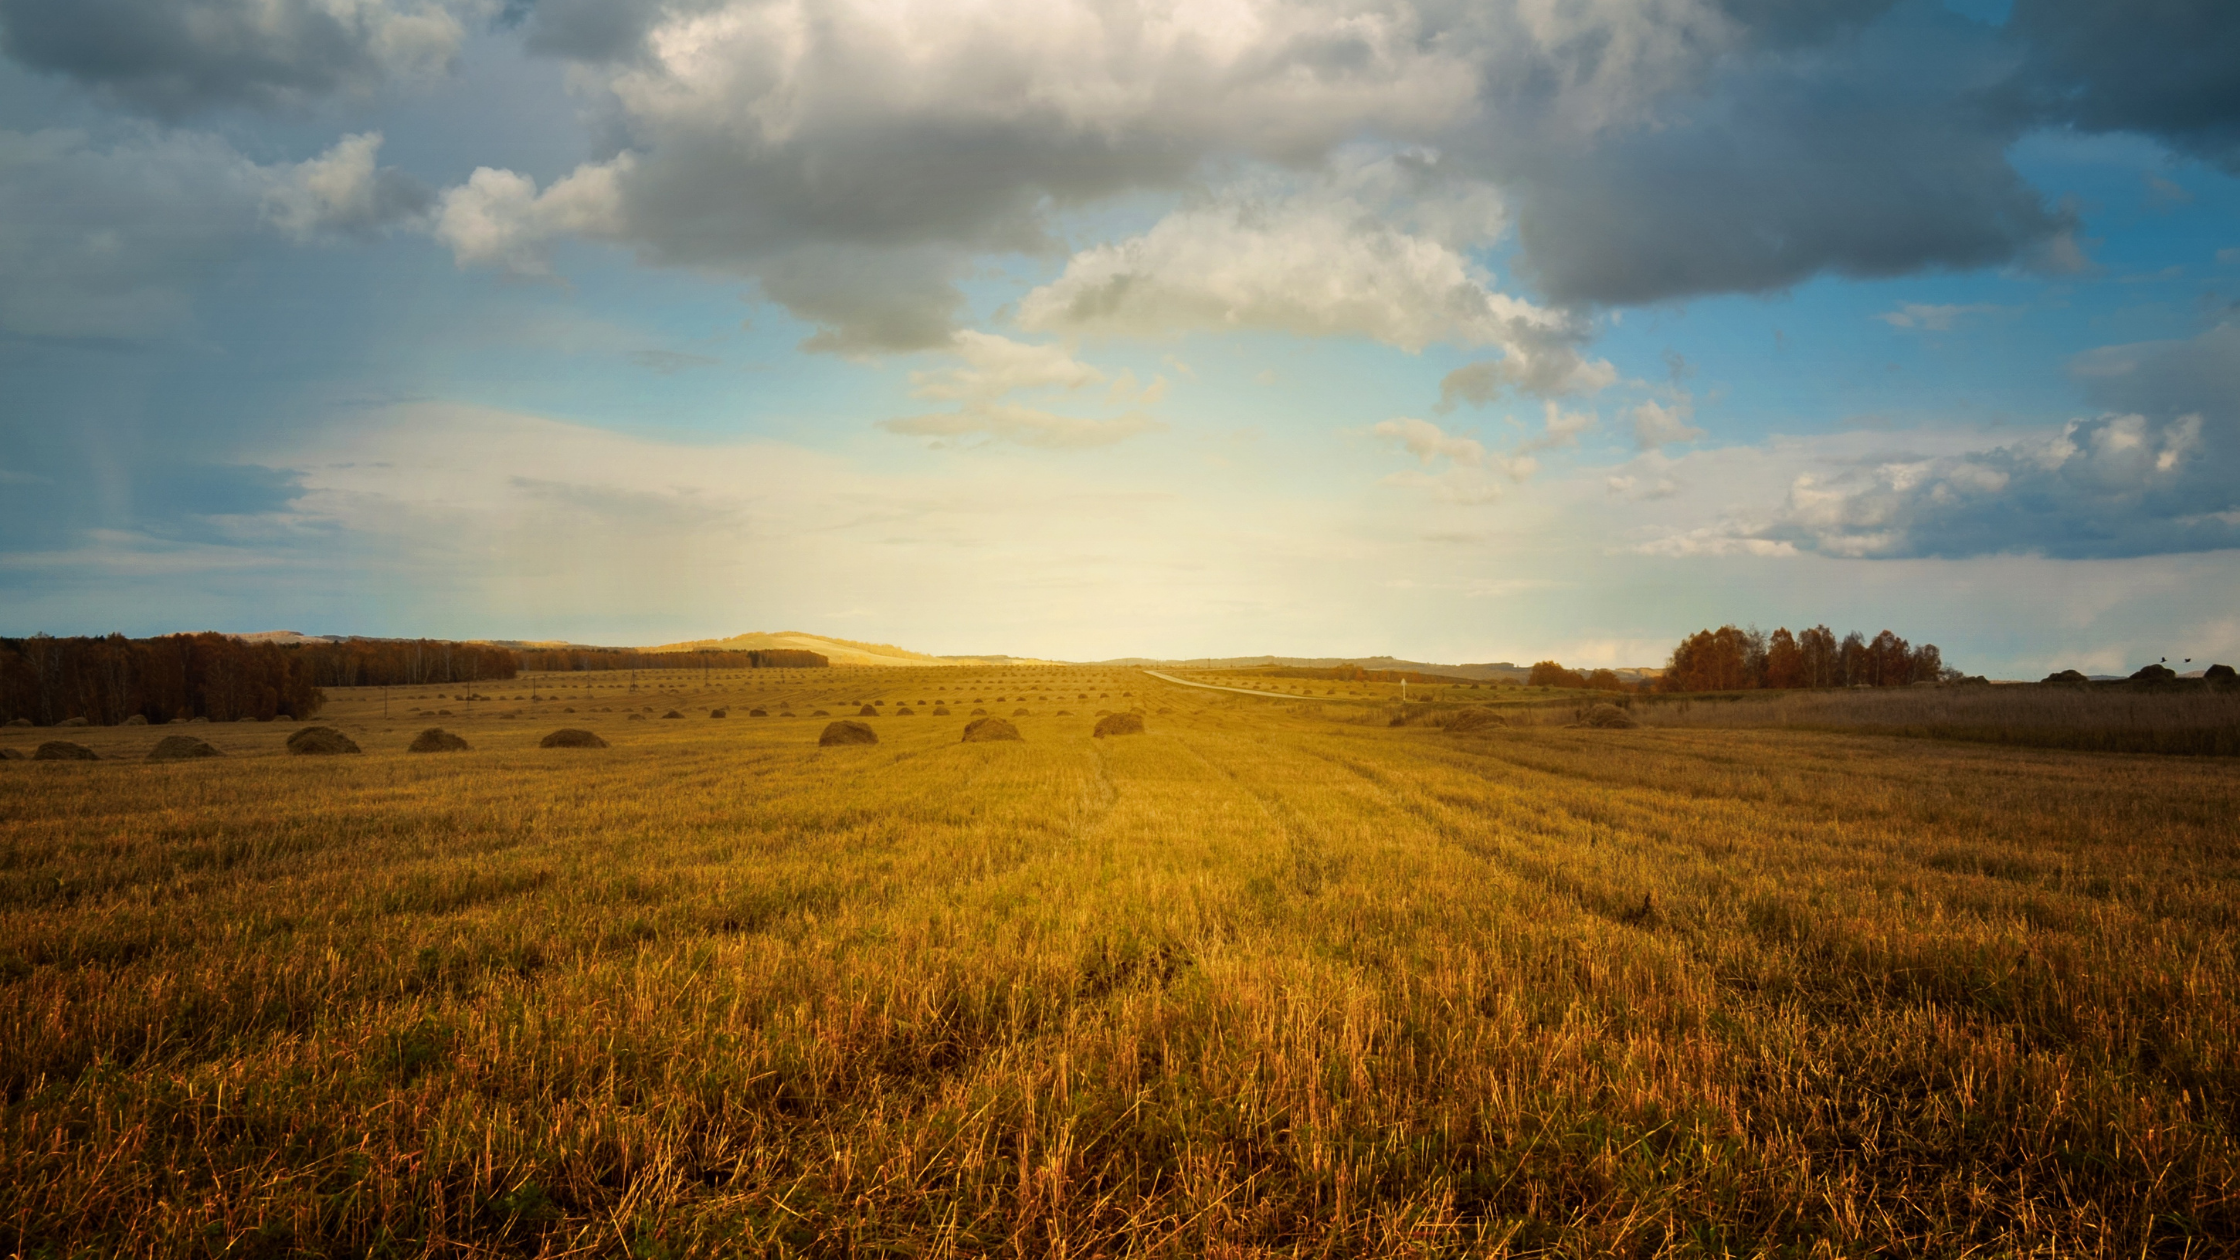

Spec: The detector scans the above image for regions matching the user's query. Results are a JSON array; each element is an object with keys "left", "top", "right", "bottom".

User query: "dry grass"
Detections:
[
  {"left": 1, "top": 666, "right": 2236, "bottom": 1257},
  {"left": 1621, "top": 685, "right": 2240, "bottom": 756}
]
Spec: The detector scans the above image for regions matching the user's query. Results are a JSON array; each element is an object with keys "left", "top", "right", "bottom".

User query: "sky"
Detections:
[{"left": 1, "top": 0, "right": 2236, "bottom": 676}]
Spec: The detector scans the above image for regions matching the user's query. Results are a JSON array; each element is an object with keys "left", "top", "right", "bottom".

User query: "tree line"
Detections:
[
  {"left": 514, "top": 648, "right": 829, "bottom": 672},
  {"left": 1527, "top": 662, "right": 1635, "bottom": 692},
  {"left": 0, "top": 634, "right": 547, "bottom": 726},
  {"left": 297, "top": 639, "right": 520, "bottom": 688},
  {"left": 1522, "top": 625, "right": 1953, "bottom": 695},
  {"left": 1659, "top": 625, "right": 1948, "bottom": 692},
  {"left": 0, "top": 634, "right": 328, "bottom": 726}
]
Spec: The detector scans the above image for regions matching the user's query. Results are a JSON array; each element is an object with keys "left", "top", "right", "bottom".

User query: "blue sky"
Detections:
[{"left": 1, "top": 0, "right": 2235, "bottom": 676}]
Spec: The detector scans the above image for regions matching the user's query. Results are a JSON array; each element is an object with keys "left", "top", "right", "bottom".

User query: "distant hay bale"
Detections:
[
  {"left": 6, "top": 717, "right": 30, "bottom": 727},
  {"left": 819, "top": 720, "right": 878, "bottom": 746},
  {"left": 661, "top": 710, "right": 684, "bottom": 719},
  {"left": 123, "top": 714, "right": 148, "bottom": 726},
  {"left": 779, "top": 711, "right": 795, "bottom": 717},
  {"left": 286, "top": 726, "right": 361, "bottom": 755},
  {"left": 0, "top": 747, "right": 22, "bottom": 760},
  {"left": 2207, "top": 664, "right": 2237, "bottom": 685},
  {"left": 408, "top": 728, "right": 470, "bottom": 753},
  {"left": 710, "top": 709, "right": 727, "bottom": 718},
  {"left": 148, "top": 735, "right": 223, "bottom": 761},
  {"left": 57, "top": 716, "right": 89, "bottom": 728},
  {"left": 811, "top": 709, "right": 830, "bottom": 716},
  {"left": 1054, "top": 709, "right": 1071, "bottom": 716},
  {"left": 35, "top": 741, "right": 99, "bottom": 760},
  {"left": 932, "top": 706, "right": 950, "bottom": 715},
  {"left": 970, "top": 708, "right": 987, "bottom": 715},
  {"left": 1012, "top": 707, "right": 1030, "bottom": 716},
  {"left": 1577, "top": 704, "right": 1638, "bottom": 729},
  {"left": 628, "top": 713, "right": 646, "bottom": 721},
  {"left": 541, "top": 728, "right": 609, "bottom": 749},
  {"left": 1445, "top": 707, "right": 1505, "bottom": 733},
  {"left": 895, "top": 706, "right": 915, "bottom": 715},
  {"left": 2042, "top": 669, "right": 2090, "bottom": 685},
  {"left": 187, "top": 716, "right": 210, "bottom": 724},
  {"left": 858, "top": 705, "right": 880, "bottom": 716},
  {"left": 962, "top": 717, "right": 1023, "bottom": 743},
  {"left": 1093, "top": 712, "right": 1144, "bottom": 738}
]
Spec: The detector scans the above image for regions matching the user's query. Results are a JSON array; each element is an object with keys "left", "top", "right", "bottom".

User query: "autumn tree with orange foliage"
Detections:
[{"left": 1658, "top": 623, "right": 1951, "bottom": 693}]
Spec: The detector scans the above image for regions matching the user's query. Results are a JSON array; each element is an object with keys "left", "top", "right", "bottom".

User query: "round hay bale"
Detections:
[
  {"left": 962, "top": 717, "right": 1023, "bottom": 743},
  {"left": 1054, "top": 709, "right": 1071, "bottom": 716},
  {"left": 1093, "top": 712, "right": 1144, "bottom": 738},
  {"left": 811, "top": 709, "right": 830, "bottom": 716},
  {"left": 186, "top": 715, "right": 210, "bottom": 724},
  {"left": 970, "top": 707, "right": 987, "bottom": 715},
  {"left": 932, "top": 706, "right": 950, "bottom": 715},
  {"left": 1579, "top": 704, "right": 1638, "bottom": 729},
  {"left": 858, "top": 705, "right": 880, "bottom": 716},
  {"left": 895, "top": 706, "right": 915, "bottom": 715},
  {"left": 408, "top": 728, "right": 470, "bottom": 753},
  {"left": 541, "top": 728, "right": 610, "bottom": 748},
  {"left": 710, "top": 709, "right": 727, "bottom": 718},
  {"left": 35, "top": 741, "right": 98, "bottom": 761},
  {"left": 819, "top": 720, "right": 878, "bottom": 746},
  {"left": 123, "top": 714, "right": 148, "bottom": 726},
  {"left": 746, "top": 708, "right": 767, "bottom": 717},
  {"left": 661, "top": 710, "right": 684, "bottom": 719},
  {"left": 286, "top": 726, "right": 361, "bottom": 755},
  {"left": 628, "top": 713, "right": 646, "bottom": 721},
  {"left": 57, "top": 716, "right": 89, "bottom": 728},
  {"left": 0, "top": 747, "right": 22, "bottom": 760},
  {"left": 5, "top": 717, "right": 30, "bottom": 727},
  {"left": 1012, "top": 707, "right": 1030, "bottom": 716},
  {"left": 1445, "top": 707, "right": 1505, "bottom": 733},
  {"left": 148, "top": 735, "right": 223, "bottom": 761}
]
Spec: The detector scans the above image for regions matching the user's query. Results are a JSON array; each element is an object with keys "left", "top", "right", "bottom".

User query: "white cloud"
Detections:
[
  {"left": 1630, "top": 396, "right": 1702, "bottom": 450},
  {"left": 1754, "top": 411, "right": 2228, "bottom": 558},
  {"left": 433, "top": 156, "right": 633, "bottom": 273},
  {"left": 877, "top": 331, "right": 1168, "bottom": 450},
  {"left": 1371, "top": 416, "right": 1485, "bottom": 467},
  {"left": 1015, "top": 168, "right": 1593, "bottom": 390},
  {"left": 1368, "top": 407, "right": 1584, "bottom": 500},
  {"left": 262, "top": 132, "right": 430, "bottom": 240},
  {"left": 1874, "top": 302, "right": 2019, "bottom": 332}
]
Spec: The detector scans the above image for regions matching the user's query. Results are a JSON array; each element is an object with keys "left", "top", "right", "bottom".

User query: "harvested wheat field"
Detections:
[{"left": 1, "top": 666, "right": 2236, "bottom": 1257}]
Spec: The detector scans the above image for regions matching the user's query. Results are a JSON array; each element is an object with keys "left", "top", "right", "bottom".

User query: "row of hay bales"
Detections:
[
  {"left": 8, "top": 712, "right": 1163, "bottom": 762},
  {"left": 819, "top": 712, "right": 1145, "bottom": 746}
]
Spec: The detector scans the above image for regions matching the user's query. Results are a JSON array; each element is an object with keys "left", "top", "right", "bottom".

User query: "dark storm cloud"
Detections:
[
  {"left": 2006, "top": 0, "right": 2240, "bottom": 170},
  {"left": 1505, "top": 6, "right": 2069, "bottom": 306},
  {"left": 500, "top": 0, "right": 672, "bottom": 62},
  {"left": 0, "top": 0, "right": 467, "bottom": 116}
]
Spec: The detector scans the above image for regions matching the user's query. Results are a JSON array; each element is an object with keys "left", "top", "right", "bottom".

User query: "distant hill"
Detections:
[{"left": 644, "top": 631, "right": 1045, "bottom": 668}]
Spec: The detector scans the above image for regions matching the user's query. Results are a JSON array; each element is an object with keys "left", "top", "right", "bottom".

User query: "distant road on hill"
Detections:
[{"left": 1143, "top": 670, "right": 1315, "bottom": 699}]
